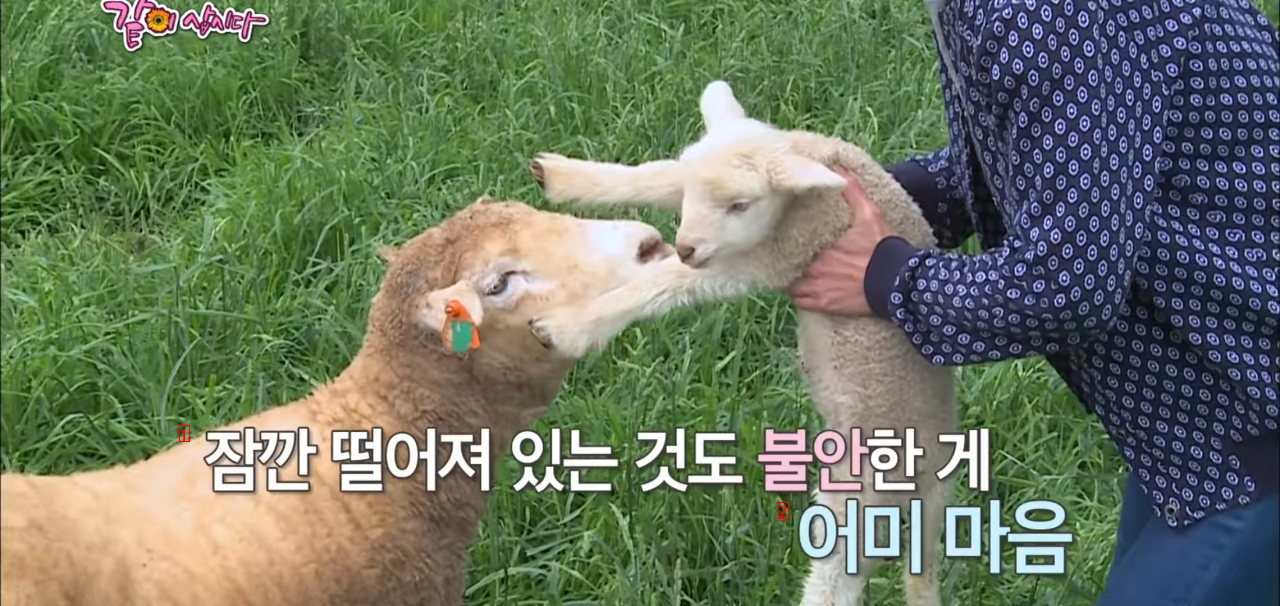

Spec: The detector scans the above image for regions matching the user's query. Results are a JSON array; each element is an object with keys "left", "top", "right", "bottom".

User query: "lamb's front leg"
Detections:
[
  {"left": 528, "top": 259, "right": 751, "bottom": 358},
  {"left": 529, "top": 153, "right": 684, "bottom": 208}
]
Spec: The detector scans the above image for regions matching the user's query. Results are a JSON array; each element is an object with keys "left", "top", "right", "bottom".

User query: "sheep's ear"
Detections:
[
  {"left": 376, "top": 245, "right": 400, "bottom": 264},
  {"left": 769, "top": 155, "right": 847, "bottom": 194},
  {"left": 474, "top": 195, "right": 499, "bottom": 205},
  {"left": 699, "top": 80, "right": 746, "bottom": 133},
  {"left": 423, "top": 279, "right": 485, "bottom": 333}
]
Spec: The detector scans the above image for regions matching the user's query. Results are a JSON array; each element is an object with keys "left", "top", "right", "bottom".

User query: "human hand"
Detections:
[{"left": 788, "top": 166, "right": 898, "bottom": 316}]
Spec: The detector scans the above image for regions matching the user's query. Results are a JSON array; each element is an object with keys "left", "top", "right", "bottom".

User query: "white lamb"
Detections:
[{"left": 524, "top": 81, "right": 957, "bottom": 606}]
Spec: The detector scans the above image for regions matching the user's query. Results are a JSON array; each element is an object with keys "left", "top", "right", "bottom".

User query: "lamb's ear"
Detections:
[
  {"left": 769, "top": 155, "right": 847, "bottom": 194},
  {"left": 422, "top": 279, "right": 485, "bottom": 333},
  {"left": 699, "top": 80, "right": 746, "bottom": 133}
]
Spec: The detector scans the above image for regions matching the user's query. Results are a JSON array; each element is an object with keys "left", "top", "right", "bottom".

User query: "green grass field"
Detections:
[{"left": 3, "top": 0, "right": 1276, "bottom": 604}]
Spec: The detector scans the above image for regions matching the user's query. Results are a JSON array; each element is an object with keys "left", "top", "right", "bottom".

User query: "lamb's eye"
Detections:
[
  {"left": 484, "top": 271, "right": 518, "bottom": 296},
  {"left": 726, "top": 201, "right": 750, "bottom": 214}
]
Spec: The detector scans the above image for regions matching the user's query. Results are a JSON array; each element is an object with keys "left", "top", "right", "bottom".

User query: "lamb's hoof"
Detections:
[
  {"left": 528, "top": 318, "right": 554, "bottom": 350},
  {"left": 529, "top": 158, "right": 546, "bottom": 189},
  {"left": 529, "top": 153, "right": 571, "bottom": 193}
]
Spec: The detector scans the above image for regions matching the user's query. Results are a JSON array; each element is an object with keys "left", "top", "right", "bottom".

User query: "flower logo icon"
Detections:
[{"left": 145, "top": 8, "right": 172, "bottom": 34}]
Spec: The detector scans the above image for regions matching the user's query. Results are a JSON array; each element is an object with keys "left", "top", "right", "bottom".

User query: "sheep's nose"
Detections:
[{"left": 676, "top": 244, "right": 696, "bottom": 263}]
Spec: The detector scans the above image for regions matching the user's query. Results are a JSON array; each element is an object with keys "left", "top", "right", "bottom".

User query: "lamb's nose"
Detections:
[{"left": 676, "top": 244, "right": 696, "bottom": 263}]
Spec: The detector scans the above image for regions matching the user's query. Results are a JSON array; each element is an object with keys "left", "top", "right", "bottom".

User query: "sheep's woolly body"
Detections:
[
  {"left": 1, "top": 200, "right": 675, "bottom": 606},
  {"left": 1, "top": 364, "right": 516, "bottom": 606},
  {"left": 773, "top": 133, "right": 954, "bottom": 606},
  {"left": 688, "top": 130, "right": 957, "bottom": 606},
  {"left": 527, "top": 82, "right": 955, "bottom": 606}
]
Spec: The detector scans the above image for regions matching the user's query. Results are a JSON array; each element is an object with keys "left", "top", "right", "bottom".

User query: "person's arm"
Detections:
[
  {"left": 864, "top": 4, "right": 1163, "bottom": 365},
  {"left": 885, "top": 147, "right": 989, "bottom": 250}
]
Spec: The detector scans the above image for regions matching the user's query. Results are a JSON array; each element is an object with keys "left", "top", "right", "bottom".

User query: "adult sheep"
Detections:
[
  {"left": 0, "top": 197, "right": 676, "bottom": 606},
  {"left": 525, "top": 81, "right": 957, "bottom": 606}
]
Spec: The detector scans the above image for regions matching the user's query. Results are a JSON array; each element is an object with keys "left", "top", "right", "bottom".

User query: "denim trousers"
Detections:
[{"left": 1096, "top": 472, "right": 1280, "bottom": 606}]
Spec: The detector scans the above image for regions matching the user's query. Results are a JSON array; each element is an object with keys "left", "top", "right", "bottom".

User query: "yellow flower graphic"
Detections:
[{"left": 145, "top": 8, "right": 171, "bottom": 34}]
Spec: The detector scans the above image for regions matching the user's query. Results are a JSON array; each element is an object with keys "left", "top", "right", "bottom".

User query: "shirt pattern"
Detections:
[{"left": 888, "top": 0, "right": 1280, "bottom": 527}]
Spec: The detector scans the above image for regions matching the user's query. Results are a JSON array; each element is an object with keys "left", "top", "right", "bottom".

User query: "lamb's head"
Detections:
[
  {"left": 672, "top": 81, "right": 847, "bottom": 269},
  {"left": 367, "top": 197, "right": 674, "bottom": 368}
]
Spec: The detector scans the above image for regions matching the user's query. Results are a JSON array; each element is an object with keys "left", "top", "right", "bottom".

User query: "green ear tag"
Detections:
[{"left": 449, "top": 320, "right": 475, "bottom": 354}]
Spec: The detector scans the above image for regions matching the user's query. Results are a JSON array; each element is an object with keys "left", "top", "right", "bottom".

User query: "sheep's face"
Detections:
[
  {"left": 670, "top": 81, "right": 847, "bottom": 269},
  {"left": 378, "top": 198, "right": 673, "bottom": 360},
  {"left": 673, "top": 124, "right": 788, "bottom": 268}
]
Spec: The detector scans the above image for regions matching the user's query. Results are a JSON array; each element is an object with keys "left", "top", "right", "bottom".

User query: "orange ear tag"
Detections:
[{"left": 442, "top": 299, "right": 481, "bottom": 356}]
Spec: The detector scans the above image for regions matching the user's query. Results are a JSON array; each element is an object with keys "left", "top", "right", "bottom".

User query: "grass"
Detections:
[{"left": 3, "top": 0, "right": 1276, "bottom": 604}]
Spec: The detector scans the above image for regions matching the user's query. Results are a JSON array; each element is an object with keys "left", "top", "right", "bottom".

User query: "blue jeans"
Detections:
[{"left": 1097, "top": 472, "right": 1280, "bottom": 606}]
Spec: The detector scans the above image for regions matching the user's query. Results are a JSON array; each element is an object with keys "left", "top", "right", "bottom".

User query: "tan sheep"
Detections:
[
  {"left": 0, "top": 197, "right": 676, "bottom": 606},
  {"left": 524, "top": 81, "right": 956, "bottom": 606}
]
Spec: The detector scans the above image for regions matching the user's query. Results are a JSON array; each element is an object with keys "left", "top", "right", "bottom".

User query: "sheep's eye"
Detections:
[
  {"left": 726, "top": 201, "right": 750, "bottom": 214},
  {"left": 484, "top": 271, "right": 518, "bottom": 297}
]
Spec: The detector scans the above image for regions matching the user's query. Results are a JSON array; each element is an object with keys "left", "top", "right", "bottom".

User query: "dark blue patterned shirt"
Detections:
[{"left": 863, "top": 0, "right": 1280, "bottom": 528}]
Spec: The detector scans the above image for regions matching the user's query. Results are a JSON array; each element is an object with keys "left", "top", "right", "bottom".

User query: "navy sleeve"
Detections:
[
  {"left": 880, "top": 3, "right": 1163, "bottom": 365},
  {"left": 886, "top": 147, "right": 981, "bottom": 249}
]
